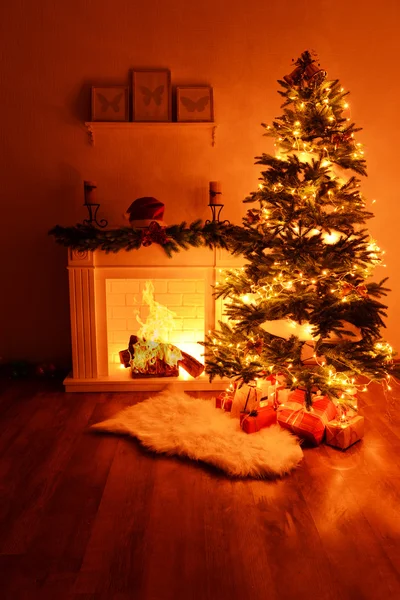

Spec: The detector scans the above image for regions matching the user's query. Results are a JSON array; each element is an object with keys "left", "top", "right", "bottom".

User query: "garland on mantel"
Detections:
[{"left": 49, "top": 220, "right": 240, "bottom": 258}]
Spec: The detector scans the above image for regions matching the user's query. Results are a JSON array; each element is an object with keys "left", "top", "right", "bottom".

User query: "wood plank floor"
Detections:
[{"left": 1, "top": 379, "right": 400, "bottom": 599}]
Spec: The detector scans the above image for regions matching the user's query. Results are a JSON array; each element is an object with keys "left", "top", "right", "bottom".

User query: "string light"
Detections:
[{"left": 205, "top": 68, "right": 394, "bottom": 405}]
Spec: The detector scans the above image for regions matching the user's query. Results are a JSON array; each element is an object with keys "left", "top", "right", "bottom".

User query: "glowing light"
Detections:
[
  {"left": 136, "top": 281, "right": 176, "bottom": 342},
  {"left": 323, "top": 231, "right": 340, "bottom": 244}
]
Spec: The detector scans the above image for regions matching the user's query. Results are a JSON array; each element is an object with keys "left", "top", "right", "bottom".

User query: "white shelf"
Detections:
[{"left": 84, "top": 121, "right": 217, "bottom": 146}]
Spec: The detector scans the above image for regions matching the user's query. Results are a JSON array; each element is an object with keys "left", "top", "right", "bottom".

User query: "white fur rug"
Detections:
[{"left": 91, "top": 391, "right": 303, "bottom": 478}]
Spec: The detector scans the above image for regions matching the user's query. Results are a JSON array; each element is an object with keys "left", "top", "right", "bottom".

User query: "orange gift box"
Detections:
[
  {"left": 325, "top": 415, "right": 364, "bottom": 450},
  {"left": 240, "top": 406, "right": 277, "bottom": 434}
]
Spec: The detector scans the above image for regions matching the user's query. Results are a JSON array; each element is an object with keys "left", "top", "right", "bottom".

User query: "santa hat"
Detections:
[{"left": 125, "top": 197, "right": 166, "bottom": 228}]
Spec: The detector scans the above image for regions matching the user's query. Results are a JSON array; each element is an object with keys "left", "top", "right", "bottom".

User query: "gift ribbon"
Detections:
[
  {"left": 278, "top": 402, "right": 308, "bottom": 428},
  {"left": 221, "top": 394, "right": 233, "bottom": 410}
]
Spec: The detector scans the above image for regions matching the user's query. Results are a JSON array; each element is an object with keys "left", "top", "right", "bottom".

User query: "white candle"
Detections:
[{"left": 209, "top": 181, "right": 222, "bottom": 205}]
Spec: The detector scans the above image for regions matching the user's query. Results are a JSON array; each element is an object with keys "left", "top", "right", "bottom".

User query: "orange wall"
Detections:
[{"left": 1, "top": 0, "right": 399, "bottom": 363}]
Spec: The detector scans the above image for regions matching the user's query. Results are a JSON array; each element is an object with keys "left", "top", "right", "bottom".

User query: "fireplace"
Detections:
[{"left": 64, "top": 244, "right": 239, "bottom": 391}]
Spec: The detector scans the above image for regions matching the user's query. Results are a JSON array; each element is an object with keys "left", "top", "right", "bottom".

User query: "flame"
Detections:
[
  {"left": 132, "top": 281, "right": 182, "bottom": 371},
  {"left": 136, "top": 281, "right": 177, "bottom": 342}
]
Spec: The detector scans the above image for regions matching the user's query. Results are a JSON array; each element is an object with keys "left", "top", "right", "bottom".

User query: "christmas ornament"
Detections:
[
  {"left": 283, "top": 50, "right": 326, "bottom": 88},
  {"left": 141, "top": 221, "right": 170, "bottom": 247},
  {"left": 283, "top": 65, "right": 303, "bottom": 87},
  {"left": 245, "top": 338, "right": 264, "bottom": 354},
  {"left": 341, "top": 282, "right": 368, "bottom": 298},
  {"left": 246, "top": 209, "right": 261, "bottom": 224},
  {"left": 331, "top": 131, "right": 352, "bottom": 148}
]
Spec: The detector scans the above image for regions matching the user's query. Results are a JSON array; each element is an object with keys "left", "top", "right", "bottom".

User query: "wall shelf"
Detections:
[{"left": 84, "top": 121, "right": 217, "bottom": 146}]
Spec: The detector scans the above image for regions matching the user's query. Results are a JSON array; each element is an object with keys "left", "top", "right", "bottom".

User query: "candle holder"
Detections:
[
  {"left": 83, "top": 181, "right": 108, "bottom": 228},
  {"left": 207, "top": 182, "right": 229, "bottom": 225},
  {"left": 83, "top": 203, "right": 108, "bottom": 228},
  {"left": 206, "top": 203, "right": 230, "bottom": 225}
]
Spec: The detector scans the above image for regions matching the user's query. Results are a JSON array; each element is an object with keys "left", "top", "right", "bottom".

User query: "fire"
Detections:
[
  {"left": 136, "top": 281, "right": 177, "bottom": 342},
  {"left": 132, "top": 339, "right": 182, "bottom": 372},
  {"left": 132, "top": 281, "right": 182, "bottom": 372}
]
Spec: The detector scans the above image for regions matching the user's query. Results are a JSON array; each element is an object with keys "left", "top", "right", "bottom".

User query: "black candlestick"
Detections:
[
  {"left": 206, "top": 203, "right": 230, "bottom": 225},
  {"left": 83, "top": 181, "right": 108, "bottom": 228}
]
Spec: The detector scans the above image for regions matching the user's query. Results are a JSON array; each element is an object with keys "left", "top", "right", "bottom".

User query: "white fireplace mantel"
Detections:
[{"left": 64, "top": 245, "right": 242, "bottom": 392}]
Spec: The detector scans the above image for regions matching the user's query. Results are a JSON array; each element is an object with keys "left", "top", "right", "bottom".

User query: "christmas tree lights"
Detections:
[{"left": 202, "top": 50, "right": 399, "bottom": 409}]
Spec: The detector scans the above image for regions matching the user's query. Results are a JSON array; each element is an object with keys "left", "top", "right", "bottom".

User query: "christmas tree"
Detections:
[{"left": 203, "top": 50, "right": 399, "bottom": 409}]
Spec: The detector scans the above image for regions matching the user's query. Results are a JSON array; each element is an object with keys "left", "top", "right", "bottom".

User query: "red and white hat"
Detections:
[{"left": 125, "top": 197, "right": 166, "bottom": 228}]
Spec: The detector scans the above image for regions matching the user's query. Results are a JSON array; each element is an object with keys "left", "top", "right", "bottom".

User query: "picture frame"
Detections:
[
  {"left": 91, "top": 86, "right": 129, "bottom": 122},
  {"left": 176, "top": 86, "right": 214, "bottom": 123},
  {"left": 132, "top": 69, "right": 171, "bottom": 122}
]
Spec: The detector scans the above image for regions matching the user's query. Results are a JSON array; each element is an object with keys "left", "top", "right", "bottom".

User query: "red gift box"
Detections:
[
  {"left": 277, "top": 396, "right": 337, "bottom": 445},
  {"left": 288, "top": 388, "right": 306, "bottom": 404},
  {"left": 240, "top": 406, "right": 277, "bottom": 434},
  {"left": 222, "top": 397, "right": 232, "bottom": 412},
  {"left": 216, "top": 391, "right": 233, "bottom": 411}
]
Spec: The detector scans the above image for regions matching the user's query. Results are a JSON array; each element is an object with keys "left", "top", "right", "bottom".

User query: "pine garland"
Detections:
[{"left": 49, "top": 220, "right": 236, "bottom": 258}]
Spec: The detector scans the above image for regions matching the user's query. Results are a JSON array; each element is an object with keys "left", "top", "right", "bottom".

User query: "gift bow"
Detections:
[
  {"left": 141, "top": 221, "right": 170, "bottom": 247},
  {"left": 278, "top": 401, "right": 311, "bottom": 428},
  {"left": 341, "top": 282, "right": 368, "bottom": 298},
  {"left": 264, "top": 372, "right": 285, "bottom": 385},
  {"left": 220, "top": 392, "right": 233, "bottom": 410}
]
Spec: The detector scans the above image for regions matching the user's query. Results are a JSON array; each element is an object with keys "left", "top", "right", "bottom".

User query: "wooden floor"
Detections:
[{"left": 1, "top": 380, "right": 400, "bottom": 600}]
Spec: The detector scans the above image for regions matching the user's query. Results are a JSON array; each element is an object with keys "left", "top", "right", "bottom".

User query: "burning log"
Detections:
[{"left": 119, "top": 335, "right": 204, "bottom": 379}]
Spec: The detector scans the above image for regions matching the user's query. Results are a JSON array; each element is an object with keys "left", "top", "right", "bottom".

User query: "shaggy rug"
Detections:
[{"left": 91, "top": 390, "right": 303, "bottom": 478}]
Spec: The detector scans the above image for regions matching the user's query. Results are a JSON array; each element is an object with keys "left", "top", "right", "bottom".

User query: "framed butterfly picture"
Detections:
[
  {"left": 91, "top": 86, "right": 129, "bottom": 122},
  {"left": 176, "top": 86, "right": 214, "bottom": 122},
  {"left": 132, "top": 69, "right": 171, "bottom": 122}
]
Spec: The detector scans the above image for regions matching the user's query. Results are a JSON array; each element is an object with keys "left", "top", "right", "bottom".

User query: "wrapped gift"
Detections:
[
  {"left": 216, "top": 391, "right": 234, "bottom": 412},
  {"left": 231, "top": 383, "right": 262, "bottom": 418},
  {"left": 277, "top": 396, "right": 337, "bottom": 445},
  {"left": 240, "top": 406, "right": 277, "bottom": 434},
  {"left": 222, "top": 397, "right": 233, "bottom": 412},
  {"left": 287, "top": 388, "right": 306, "bottom": 405},
  {"left": 275, "top": 387, "right": 291, "bottom": 406},
  {"left": 325, "top": 415, "right": 364, "bottom": 450}
]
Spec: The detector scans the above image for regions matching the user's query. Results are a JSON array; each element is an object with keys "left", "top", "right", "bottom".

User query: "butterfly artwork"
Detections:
[
  {"left": 180, "top": 95, "right": 209, "bottom": 113},
  {"left": 177, "top": 87, "right": 213, "bottom": 122},
  {"left": 133, "top": 70, "right": 171, "bottom": 121},
  {"left": 96, "top": 92, "right": 123, "bottom": 113},
  {"left": 91, "top": 87, "right": 129, "bottom": 122},
  {"left": 140, "top": 85, "right": 165, "bottom": 106}
]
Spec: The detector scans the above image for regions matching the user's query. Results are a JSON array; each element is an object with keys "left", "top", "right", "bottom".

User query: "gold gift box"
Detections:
[{"left": 325, "top": 415, "right": 364, "bottom": 450}]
